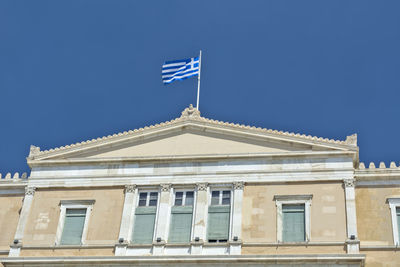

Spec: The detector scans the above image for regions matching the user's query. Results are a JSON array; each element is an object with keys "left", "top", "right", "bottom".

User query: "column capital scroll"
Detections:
[
  {"left": 196, "top": 183, "right": 208, "bottom": 191},
  {"left": 125, "top": 184, "right": 136, "bottom": 193},
  {"left": 25, "top": 186, "right": 36, "bottom": 195},
  {"left": 233, "top": 181, "right": 245, "bottom": 190},
  {"left": 160, "top": 184, "right": 171, "bottom": 192},
  {"left": 343, "top": 178, "right": 355, "bottom": 188}
]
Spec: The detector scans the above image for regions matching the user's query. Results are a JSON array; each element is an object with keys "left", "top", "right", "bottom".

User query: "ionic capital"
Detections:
[
  {"left": 25, "top": 186, "right": 36, "bottom": 195},
  {"left": 196, "top": 183, "right": 208, "bottom": 191},
  {"left": 125, "top": 184, "right": 136, "bottom": 193},
  {"left": 343, "top": 178, "right": 355, "bottom": 188},
  {"left": 160, "top": 184, "right": 172, "bottom": 192},
  {"left": 233, "top": 181, "right": 245, "bottom": 190}
]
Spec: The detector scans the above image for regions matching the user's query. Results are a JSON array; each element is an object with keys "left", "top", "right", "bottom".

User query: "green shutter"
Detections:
[
  {"left": 60, "top": 209, "right": 86, "bottom": 245},
  {"left": 207, "top": 206, "right": 230, "bottom": 241},
  {"left": 169, "top": 206, "right": 193, "bottom": 243},
  {"left": 282, "top": 204, "right": 305, "bottom": 242},
  {"left": 132, "top": 207, "right": 156, "bottom": 244}
]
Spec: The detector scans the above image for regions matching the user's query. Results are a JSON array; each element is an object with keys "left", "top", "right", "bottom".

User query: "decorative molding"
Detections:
[
  {"left": 233, "top": 181, "right": 244, "bottom": 190},
  {"left": 160, "top": 184, "right": 171, "bottom": 192},
  {"left": 25, "top": 186, "right": 36, "bottom": 195},
  {"left": 387, "top": 198, "right": 400, "bottom": 246},
  {"left": 274, "top": 195, "right": 312, "bottom": 242},
  {"left": 0, "top": 254, "right": 366, "bottom": 265},
  {"left": 125, "top": 184, "right": 136, "bottom": 193},
  {"left": 196, "top": 183, "right": 208, "bottom": 191},
  {"left": 55, "top": 201, "right": 94, "bottom": 246},
  {"left": 28, "top": 145, "right": 41, "bottom": 158},
  {"left": 181, "top": 104, "right": 201, "bottom": 119},
  {"left": 59, "top": 199, "right": 95, "bottom": 205},
  {"left": 343, "top": 178, "right": 355, "bottom": 187},
  {"left": 273, "top": 194, "right": 312, "bottom": 202},
  {"left": 0, "top": 172, "right": 28, "bottom": 180},
  {"left": 345, "top": 134, "right": 357, "bottom": 146}
]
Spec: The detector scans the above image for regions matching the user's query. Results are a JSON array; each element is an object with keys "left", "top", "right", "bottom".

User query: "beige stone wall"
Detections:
[
  {"left": 361, "top": 250, "right": 400, "bottom": 267},
  {"left": 356, "top": 187, "right": 400, "bottom": 245},
  {"left": 242, "top": 182, "right": 347, "bottom": 244},
  {"left": 19, "top": 247, "right": 114, "bottom": 257},
  {"left": 23, "top": 188, "right": 124, "bottom": 246},
  {"left": 242, "top": 245, "right": 346, "bottom": 254},
  {"left": 0, "top": 195, "right": 23, "bottom": 250}
]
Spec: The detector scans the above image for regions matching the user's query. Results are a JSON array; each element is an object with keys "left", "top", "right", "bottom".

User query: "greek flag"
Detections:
[{"left": 162, "top": 56, "right": 199, "bottom": 84}]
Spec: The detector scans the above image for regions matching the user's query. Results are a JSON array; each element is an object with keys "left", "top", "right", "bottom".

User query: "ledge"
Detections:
[
  {"left": 28, "top": 151, "right": 357, "bottom": 167},
  {"left": 243, "top": 241, "right": 345, "bottom": 247},
  {"left": 21, "top": 244, "right": 114, "bottom": 249},
  {"left": 360, "top": 245, "right": 400, "bottom": 251},
  {"left": 0, "top": 254, "right": 366, "bottom": 265}
]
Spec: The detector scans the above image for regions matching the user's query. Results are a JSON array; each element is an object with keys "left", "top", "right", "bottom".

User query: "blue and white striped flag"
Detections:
[{"left": 162, "top": 56, "right": 199, "bottom": 84}]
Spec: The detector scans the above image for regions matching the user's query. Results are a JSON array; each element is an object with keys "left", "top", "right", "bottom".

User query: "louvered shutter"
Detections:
[
  {"left": 282, "top": 204, "right": 305, "bottom": 242},
  {"left": 60, "top": 209, "right": 87, "bottom": 245},
  {"left": 132, "top": 206, "right": 156, "bottom": 244},
  {"left": 207, "top": 206, "right": 230, "bottom": 241},
  {"left": 169, "top": 206, "right": 193, "bottom": 243}
]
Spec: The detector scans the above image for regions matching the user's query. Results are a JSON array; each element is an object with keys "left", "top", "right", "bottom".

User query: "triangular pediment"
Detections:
[
  {"left": 28, "top": 105, "right": 357, "bottom": 163},
  {"left": 82, "top": 129, "right": 318, "bottom": 159}
]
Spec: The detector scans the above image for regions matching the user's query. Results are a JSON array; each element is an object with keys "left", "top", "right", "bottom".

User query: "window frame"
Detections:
[
  {"left": 55, "top": 200, "right": 95, "bottom": 246},
  {"left": 131, "top": 189, "right": 160, "bottom": 244},
  {"left": 207, "top": 186, "right": 233, "bottom": 243},
  {"left": 274, "top": 195, "right": 312, "bottom": 243},
  {"left": 137, "top": 191, "right": 159, "bottom": 207},
  {"left": 168, "top": 189, "right": 196, "bottom": 243},
  {"left": 387, "top": 198, "right": 400, "bottom": 246},
  {"left": 173, "top": 190, "right": 195, "bottom": 207}
]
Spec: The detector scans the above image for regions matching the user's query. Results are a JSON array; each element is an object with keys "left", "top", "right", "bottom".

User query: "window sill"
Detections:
[
  {"left": 243, "top": 241, "right": 345, "bottom": 247},
  {"left": 20, "top": 244, "right": 115, "bottom": 249}
]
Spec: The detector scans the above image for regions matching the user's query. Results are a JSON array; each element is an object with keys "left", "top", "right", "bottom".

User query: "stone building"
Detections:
[{"left": 0, "top": 105, "right": 399, "bottom": 266}]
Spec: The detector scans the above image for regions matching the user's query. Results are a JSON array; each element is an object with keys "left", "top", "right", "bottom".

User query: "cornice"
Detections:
[
  {"left": 27, "top": 150, "right": 357, "bottom": 167},
  {"left": 28, "top": 105, "right": 358, "bottom": 162}
]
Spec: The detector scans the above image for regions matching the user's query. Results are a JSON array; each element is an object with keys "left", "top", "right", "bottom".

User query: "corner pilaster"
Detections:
[
  {"left": 230, "top": 181, "right": 244, "bottom": 255},
  {"left": 9, "top": 186, "right": 36, "bottom": 257},
  {"left": 343, "top": 178, "right": 360, "bottom": 254}
]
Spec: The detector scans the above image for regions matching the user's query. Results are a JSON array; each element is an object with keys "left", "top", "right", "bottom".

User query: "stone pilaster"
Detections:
[
  {"left": 153, "top": 184, "right": 172, "bottom": 255},
  {"left": 9, "top": 186, "right": 36, "bottom": 257},
  {"left": 115, "top": 185, "right": 137, "bottom": 256},
  {"left": 191, "top": 183, "right": 208, "bottom": 254},
  {"left": 343, "top": 178, "right": 360, "bottom": 254},
  {"left": 230, "top": 181, "right": 244, "bottom": 255}
]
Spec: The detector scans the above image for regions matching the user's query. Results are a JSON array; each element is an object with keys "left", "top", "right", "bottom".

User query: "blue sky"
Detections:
[{"left": 1, "top": 1, "right": 399, "bottom": 174}]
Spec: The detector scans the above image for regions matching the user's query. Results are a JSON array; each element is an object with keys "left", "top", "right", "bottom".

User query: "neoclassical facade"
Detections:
[{"left": 0, "top": 105, "right": 399, "bottom": 266}]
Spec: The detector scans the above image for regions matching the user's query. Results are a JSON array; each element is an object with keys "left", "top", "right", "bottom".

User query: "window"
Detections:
[
  {"left": 274, "top": 195, "right": 312, "bottom": 243},
  {"left": 168, "top": 191, "right": 194, "bottom": 243},
  {"left": 282, "top": 204, "right": 305, "bottom": 242},
  {"left": 132, "top": 191, "right": 158, "bottom": 244},
  {"left": 55, "top": 200, "right": 94, "bottom": 246},
  {"left": 207, "top": 190, "right": 231, "bottom": 243},
  {"left": 387, "top": 198, "right": 400, "bottom": 246}
]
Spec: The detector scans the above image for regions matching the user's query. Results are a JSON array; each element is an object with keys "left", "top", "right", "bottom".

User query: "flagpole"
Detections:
[{"left": 196, "top": 50, "right": 202, "bottom": 110}]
